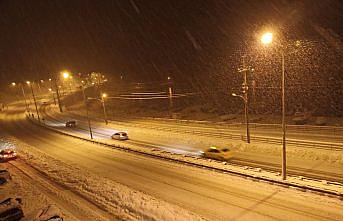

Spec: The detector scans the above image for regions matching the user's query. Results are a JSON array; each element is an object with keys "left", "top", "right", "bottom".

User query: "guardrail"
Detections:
[{"left": 141, "top": 117, "right": 343, "bottom": 135}]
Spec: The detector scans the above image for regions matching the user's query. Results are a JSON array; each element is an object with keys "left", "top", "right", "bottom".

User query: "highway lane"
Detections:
[
  {"left": 41, "top": 104, "right": 343, "bottom": 183},
  {"left": 60, "top": 108, "right": 343, "bottom": 143},
  {"left": 1, "top": 105, "right": 343, "bottom": 220}
]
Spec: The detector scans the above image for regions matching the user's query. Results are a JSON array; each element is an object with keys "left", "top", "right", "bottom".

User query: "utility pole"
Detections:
[
  {"left": 240, "top": 57, "right": 250, "bottom": 143},
  {"left": 53, "top": 78, "right": 63, "bottom": 112},
  {"left": 167, "top": 76, "right": 173, "bottom": 117},
  {"left": 101, "top": 94, "right": 108, "bottom": 125},
  {"left": 28, "top": 82, "right": 40, "bottom": 122},
  {"left": 82, "top": 86, "right": 93, "bottom": 139},
  {"left": 20, "top": 84, "right": 29, "bottom": 112},
  {"left": 281, "top": 51, "right": 286, "bottom": 180}
]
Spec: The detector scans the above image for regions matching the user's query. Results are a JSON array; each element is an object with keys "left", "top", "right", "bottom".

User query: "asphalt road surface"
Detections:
[{"left": 1, "top": 104, "right": 343, "bottom": 221}]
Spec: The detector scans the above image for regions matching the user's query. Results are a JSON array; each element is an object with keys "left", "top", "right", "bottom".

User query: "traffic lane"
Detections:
[
  {"left": 40, "top": 110, "right": 343, "bottom": 182},
  {"left": 47, "top": 108, "right": 343, "bottom": 143},
  {"left": 2, "top": 111, "right": 343, "bottom": 220}
]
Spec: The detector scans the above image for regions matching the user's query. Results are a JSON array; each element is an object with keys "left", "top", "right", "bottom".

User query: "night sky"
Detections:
[{"left": 0, "top": 0, "right": 342, "bottom": 84}]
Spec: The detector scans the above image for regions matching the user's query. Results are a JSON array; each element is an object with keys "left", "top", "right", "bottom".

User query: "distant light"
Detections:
[
  {"left": 62, "top": 72, "right": 70, "bottom": 79},
  {"left": 167, "top": 76, "right": 171, "bottom": 80},
  {"left": 102, "top": 93, "right": 107, "bottom": 98},
  {"left": 40, "top": 80, "right": 44, "bottom": 83},
  {"left": 261, "top": 32, "right": 273, "bottom": 45},
  {"left": 11, "top": 82, "right": 16, "bottom": 86},
  {"left": 92, "top": 82, "right": 95, "bottom": 85},
  {"left": 81, "top": 80, "right": 84, "bottom": 83},
  {"left": 48, "top": 88, "right": 52, "bottom": 91},
  {"left": 26, "top": 81, "right": 30, "bottom": 85},
  {"left": 232, "top": 93, "right": 237, "bottom": 97},
  {"left": 48, "top": 78, "right": 52, "bottom": 81}
]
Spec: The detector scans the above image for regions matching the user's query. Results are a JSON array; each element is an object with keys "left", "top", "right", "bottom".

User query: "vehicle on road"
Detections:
[
  {"left": 0, "top": 198, "right": 24, "bottom": 221},
  {"left": 65, "top": 120, "right": 77, "bottom": 128},
  {"left": 0, "top": 169, "right": 10, "bottom": 185},
  {"left": 199, "top": 146, "right": 234, "bottom": 161},
  {"left": 111, "top": 132, "right": 129, "bottom": 140},
  {"left": 0, "top": 149, "right": 17, "bottom": 162}
]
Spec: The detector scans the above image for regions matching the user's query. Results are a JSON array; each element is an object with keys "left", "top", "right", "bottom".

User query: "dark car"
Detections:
[
  {"left": 0, "top": 198, "right": 24, "bottom": 221},
  {"left": 65, "top": 120, "right": 77, "bottom": 128}
]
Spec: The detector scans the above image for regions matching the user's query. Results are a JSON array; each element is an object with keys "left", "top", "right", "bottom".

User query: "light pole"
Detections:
[
  {"left": 87, "top": 94, "right": 108, "bottom": 125},
  {"left": 27, "top": 81, "right": 40, "bottom": 122},
  {"left": 167, "top": 76, "right": 173, "bottom": 117},
  {"left": 81, "top": 85, "right": 93, "bottom": 139},
  {"left": 53, "top": 78, "right": 63, "bottom": 112},
  {"left": 232, "top": 92, "right": 250, "bottom": 143},
  {"left": 261, "top": 31, "right": 287, "bottom": 180},
  {"left": 11, "top": 82, "right": 29, "bottom": 112},
  {"left": 101, "top": 93, "right": 108, "bottom": 125},
  {"left": 48, "top": 88, "right": 57, "bottom": 105}
]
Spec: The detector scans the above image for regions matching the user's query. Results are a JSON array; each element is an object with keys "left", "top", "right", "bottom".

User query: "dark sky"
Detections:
[{"left": 0, "top": 0, "right": 342, "bottom": 84}]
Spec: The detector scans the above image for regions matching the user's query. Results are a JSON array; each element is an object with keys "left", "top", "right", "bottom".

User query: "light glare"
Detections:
[{"left": 261, "top": 32, "right": 273, "bottom": 45}]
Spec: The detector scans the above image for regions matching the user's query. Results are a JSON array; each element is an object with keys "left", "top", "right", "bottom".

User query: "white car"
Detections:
[
  {"left": 111, "top": 132, "right": 128, "bottom": 140},
  {"left": 199, "top": 146, "right": 234, "bottom": 161}
]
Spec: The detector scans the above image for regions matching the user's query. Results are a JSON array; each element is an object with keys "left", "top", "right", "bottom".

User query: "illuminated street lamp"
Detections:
[
  {"left": 261, "top": 31, "right": 287, "bottom": 180},
  {"left": 11, "top": 82, "right": 29, "bottom": 112},
  {"left": 101, "top": 93, "right": 108, "bottom": 125},
  {"left": 62, "top": 72, "right": 70, "bottom": 79},
  {"left": 48, "top": 88, "right": 56, "bottom": 105},
  {"left": 27, "top": 81, "right": 40, "bottom": 122},
  {"left": 261, "top": 32, "right": 273, "bottom": 45}
]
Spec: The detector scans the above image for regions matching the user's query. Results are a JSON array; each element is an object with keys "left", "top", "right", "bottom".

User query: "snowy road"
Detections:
[
  {"left": 41, "top": 104, "right": 343, "bottom": 183},
  {"left": 1, "top": 105, "right": 343, "bottom": 220}
]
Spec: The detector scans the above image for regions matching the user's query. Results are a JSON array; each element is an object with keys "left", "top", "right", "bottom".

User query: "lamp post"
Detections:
[
  {"left": 232, "top": 92, "right": 250, "bottom": 143},
  {"left": 101, "top": 93, "right": 108, "bottom": 125},
  {"left": 261, "top": 31, "right": 287, "bottom": 180},
  {"left": 27, "top": 81, "right": 40, "bottom": 122},
  {"left": 53, "top": 78, "right": 63, "bottom": 112},
  {"left": 81, "top": 85, "right": 93, "bottom": 139},
  {"left": 48, "top": 88, "right": 57, "bottom": 105},
  {"left": 167, "top": 76, "right": 173, "bottom": 117},
  {"left": 11, "top": 82, "right": 30, "bottom": 112}
]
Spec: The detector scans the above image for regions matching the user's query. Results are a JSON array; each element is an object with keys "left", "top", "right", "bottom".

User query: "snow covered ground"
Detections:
[
  {"left": 0, "top": 134, "right": 206, "bottom": 221},
  {"left": 39, "top": 105, "right": 343, "bottom": 195}
]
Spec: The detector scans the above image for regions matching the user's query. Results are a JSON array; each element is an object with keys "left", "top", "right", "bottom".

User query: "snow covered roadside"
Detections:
[
  {"left": 30, "top": 113, "right": 343, "bottom": 198},
  {"left": 1, "top": 134, "right": 207, "bottom": 221},
  {"left": 51, "top": 105, "right": 343, "bottom": 167}
]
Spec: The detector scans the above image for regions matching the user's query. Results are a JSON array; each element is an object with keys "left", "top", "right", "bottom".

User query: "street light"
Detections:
[
  {"left": 11, "top": 82, "right": 29, "bottom": 112},
  {"left": 48, "top": 88, "right": 56, "bottom": 105},
  {"left": 101, "top": 93, "right": 108, "bottom": 125},
  {"left": 261, "top": 32, "right": 273, "bottom": 45},
  {"left": 62, "top": 72, "right": 70, "bottom": 79},
  {"left": 261, "top": 31, "right": 287, "bottom": 180},
  {"left": 232, "top": 91, "right": 250, "bottom": 143},
  {"left": 27, "top": 81, "right": 40, "bottom": 122}
]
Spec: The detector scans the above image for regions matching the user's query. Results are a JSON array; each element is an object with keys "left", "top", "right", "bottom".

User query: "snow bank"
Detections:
[{"left": 4, "top": 135, "right": 207, "bottom": 221}]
